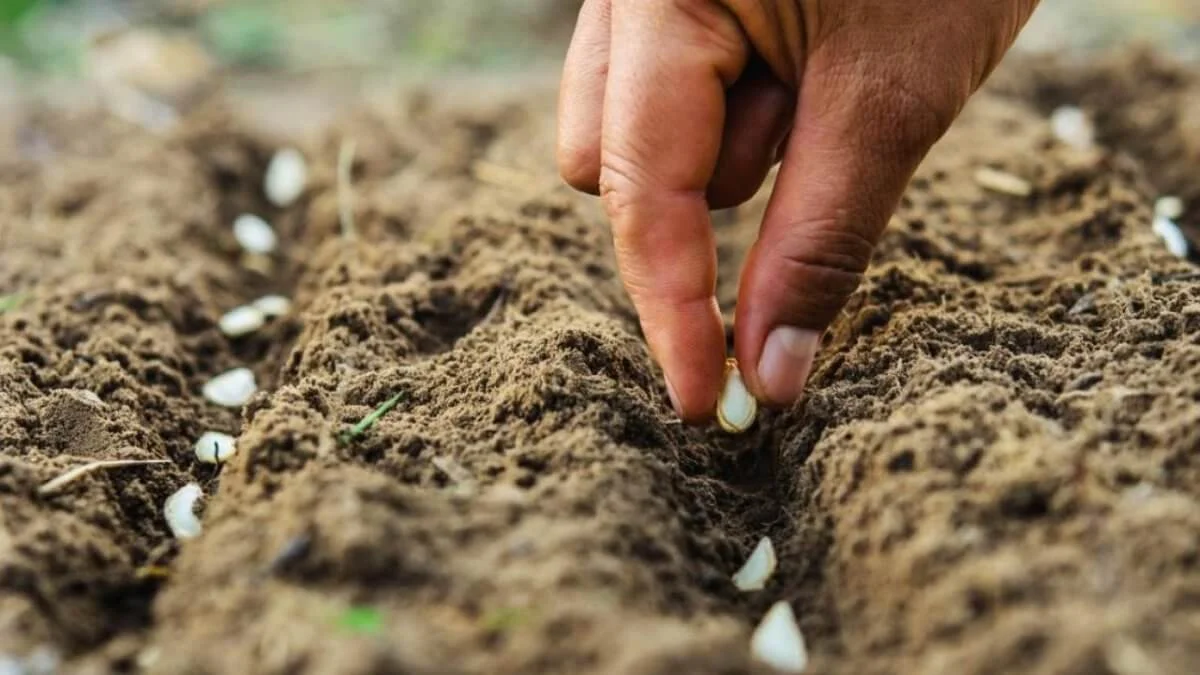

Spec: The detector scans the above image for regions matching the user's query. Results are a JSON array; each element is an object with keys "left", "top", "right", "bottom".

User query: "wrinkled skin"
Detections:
[{"left": 557, "top": 0, "right": 1041, "bottom": 421}]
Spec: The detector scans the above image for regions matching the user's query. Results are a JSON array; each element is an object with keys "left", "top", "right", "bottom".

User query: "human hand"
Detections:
[{"left": 557, "top": 0, "right": 1039, "bottom": 422}]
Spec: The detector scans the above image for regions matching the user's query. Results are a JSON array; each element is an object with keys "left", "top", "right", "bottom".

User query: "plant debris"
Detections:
[
  {"left": 337, "top": 138, "right": 357, "bottom": 241},
  {"left": 38, "top": 459, "right": 170, "bottom": 495}
]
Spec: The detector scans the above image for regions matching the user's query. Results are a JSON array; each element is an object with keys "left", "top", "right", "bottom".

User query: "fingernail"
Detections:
[
  {"left": 757, "top": 327, "right": 820, "bottom": 405},
  {"left": 664, "top": 375, "right": 684, "bottom": 417}
]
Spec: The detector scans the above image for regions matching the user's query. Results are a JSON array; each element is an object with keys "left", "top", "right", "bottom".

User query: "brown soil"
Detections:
[{"left": 1, "top": 50, "right": 1199, "bottom": 674}]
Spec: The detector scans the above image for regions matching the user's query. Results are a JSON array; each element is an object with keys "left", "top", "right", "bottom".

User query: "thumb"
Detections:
[{"left": 734, "top": 51, "right": 961, "bottom": 406}]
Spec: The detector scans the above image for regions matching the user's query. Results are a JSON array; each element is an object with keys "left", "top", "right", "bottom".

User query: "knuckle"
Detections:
[
  {"left": 777, "top": 219, "right": 876, "bottom": 279},
  {"left": 557, "top": 140, "right": 601, "bottom": 193},
  {"left": 598, "top": 154, "right": 650, "bottom": 229},
  {"left": 856, "top": 70, "right": 958, "bottom": 158},
  {"left": 765, "top": 218, "right": 876, "bottom": 325}
]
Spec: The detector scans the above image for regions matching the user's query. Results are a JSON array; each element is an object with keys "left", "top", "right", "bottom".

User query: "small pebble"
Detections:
[
  {"left": 218, "top": 305, "right": 266, "bottom": 337},
  {"left": 974, "top": 167, "right": 1033, "bottom": 197},
  {"left": 202, "top": 367, "right": 257, "bottom": 407},
  {"left": 732, "top": 536, "right": 777, "bottom": 591},
  {"left": 1155, "top": 195, "right": 1185, "bottom": 221},
  {"left": 751, "top": 601, "right": 808, "bottom": 673},
  {"left": 1050, "top": 105, "right": 1095, "bottom": 151},
  {"left": 1153, "top": 215, "right": 1190, "bottom": 259},
  {"left": 252, "top": 294, "right": 292, "bottom": 317},
  {"left": 193, "top": 431, "right": 237, "bottom": 464},
  {"left": 265, "top": 147, "right": 308, "bottom": 206},
  {"left": 717, "top": 359, "right": 758, "bottom": 434},
  {"left": 233, "top": 214, "right": 278, "bottom": 254},
  {"left": 164, "top": 483, "right": 203, "bottom": 539}
]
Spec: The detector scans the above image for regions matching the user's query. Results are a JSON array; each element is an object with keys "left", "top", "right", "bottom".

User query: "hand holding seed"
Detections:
[{"left": 557, "top": 0, "right": 1040, "bottom": 422}]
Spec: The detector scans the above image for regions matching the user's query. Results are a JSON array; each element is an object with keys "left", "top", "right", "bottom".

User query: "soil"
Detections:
[{"left": 1, "top": 49, "right": 1200, "bottom": 675}]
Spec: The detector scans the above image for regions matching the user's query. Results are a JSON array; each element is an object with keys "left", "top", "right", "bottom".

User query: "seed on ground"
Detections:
[
  {"left": 233, "top": 214, "right": 278, "bottom": 255},
  {"left": 194, "top": 431, "right": 237, "bottom": 463},
  {"left": 253, "top": 294, "right": 292, "bottom": 317},
  {"left": 974, "top": 167, "right": 1033, "bottom": 197},
  {"left": 1155, "top": 195, "right": 1185, "bottom": 221},
  {"left": 1153, "top": 215, "right": 1190, "bottom": 258},
  {"left": 265, "top": 147, "right": 308, "bottom": 207},
  {"left": 202, "top": 367, "right": 257, "bottom": 408},
  {"left": 732, "top": 536, "right": 777, "bottom": 591},
  {"left": 1050, "top": 105, "right": 1095, "bottom": 151},
  {"left": 717, "top": 358, "right": 757, "bottom": 434},
  {"left": 218, "top": 305, "right": 266, "bottom": 337},
  {"left": 164, "top": 483, "right": 203, "bottom": 539},
  {"left": 751, "top": 601, "right": 808, "bottom": 673}
]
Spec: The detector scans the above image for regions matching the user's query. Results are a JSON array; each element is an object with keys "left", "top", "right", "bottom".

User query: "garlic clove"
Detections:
[
  {"left": 252, "top": 294, "right": 291, "bottom": 317},
  {"left": 717, "top": 358, "right": 757, "bottom": 434},
  {"left": 732, "top": 536, "right": 777, "bottom": 591},
  {"left": 974, "top": 167, "right": 1032, "bottom": 197},
  {"left": 193, "top": 431, "right": 236, "bottom": 464},
  {"left": 751, "top": 601, "right": 808, "bottom": 673},
  {"left": 164, "top": 483, "right": 203, "bottom": 539},
  {"left": 1050, "top": 105, "right": 1094, "bottom": 151},
  {"left": 1153, "top": 215, "right": 1190, "bottom": 259},
  {"left": 264, "top": 147, "right": 308, "bottom": 206},
  {"left": 1155, "top": 196, "right": 1185, "bottom": 221},
  {"left": 202, "top": 367, "right": 257, "bottom": 408},
  {"left": 233, "top": 214, "right": 278, "bottom": 254},
  {"left": 218, "top": 305, "right": 266, "bottom": 338}
]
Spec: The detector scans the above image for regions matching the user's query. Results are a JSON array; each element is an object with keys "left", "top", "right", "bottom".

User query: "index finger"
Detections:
[{"left": 599, "top": 0, "right": 747, "bottom": 421}]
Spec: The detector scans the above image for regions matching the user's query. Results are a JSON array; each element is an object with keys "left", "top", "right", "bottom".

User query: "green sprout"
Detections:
[
  {"left": 0, "top": 293, "right": 26, "bottom": 313},
  {"left": 482, "top": 607, "right": 528, "bottom": 634},
  {"left": 338, "top": 393, "right": 402, "bottom": 445},
  {"left": 337, "top": 606, "right": 384, "bottom": 636}
]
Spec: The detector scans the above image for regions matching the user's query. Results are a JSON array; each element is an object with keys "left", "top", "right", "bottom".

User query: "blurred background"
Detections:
[{"left": 0, "top": 0, "right": 1196, "bottom": 135}]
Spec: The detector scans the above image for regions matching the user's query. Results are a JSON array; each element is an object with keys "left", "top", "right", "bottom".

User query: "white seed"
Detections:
[
  {"left": 202, "top": 367, "right": 257, "bottom": 407},
  {"left": 1050, "top": 105, "right": 1094, "bottom": 151},
  {"left": 218, "top": 305, "right": 266, "bottom": 337},
  {"left": 751, "top": 601, "right": 808, "bottom": 674},
  {"left": 264, "top": 147, "right": 308, "bottom": 206},
  {"left": 732, "top": 536, "right": 777, "bottom": 591},
  {"left": 974, "top": 167, "right": 1033, "bottom": 197},
  {"left": 1153, "top": 215, "right": 1190, "bottom": 258},
  {"left": 233, "top": 213, "right": 278, "bottom": 254},
  {"left": 164, "top": 483, "right": 203, "bottom": 539},
  {"left": 717, "top": 359, "right": 757, "bottom": 434},
  {"left": 1155, "top": 195, "right": 1185, "bottom": 221},
  {"left": 193, "top": 431, "right": 236, "bottom": 464},
  {"left": 252, "top": 294, "right": 292, "bottom": 317}
]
